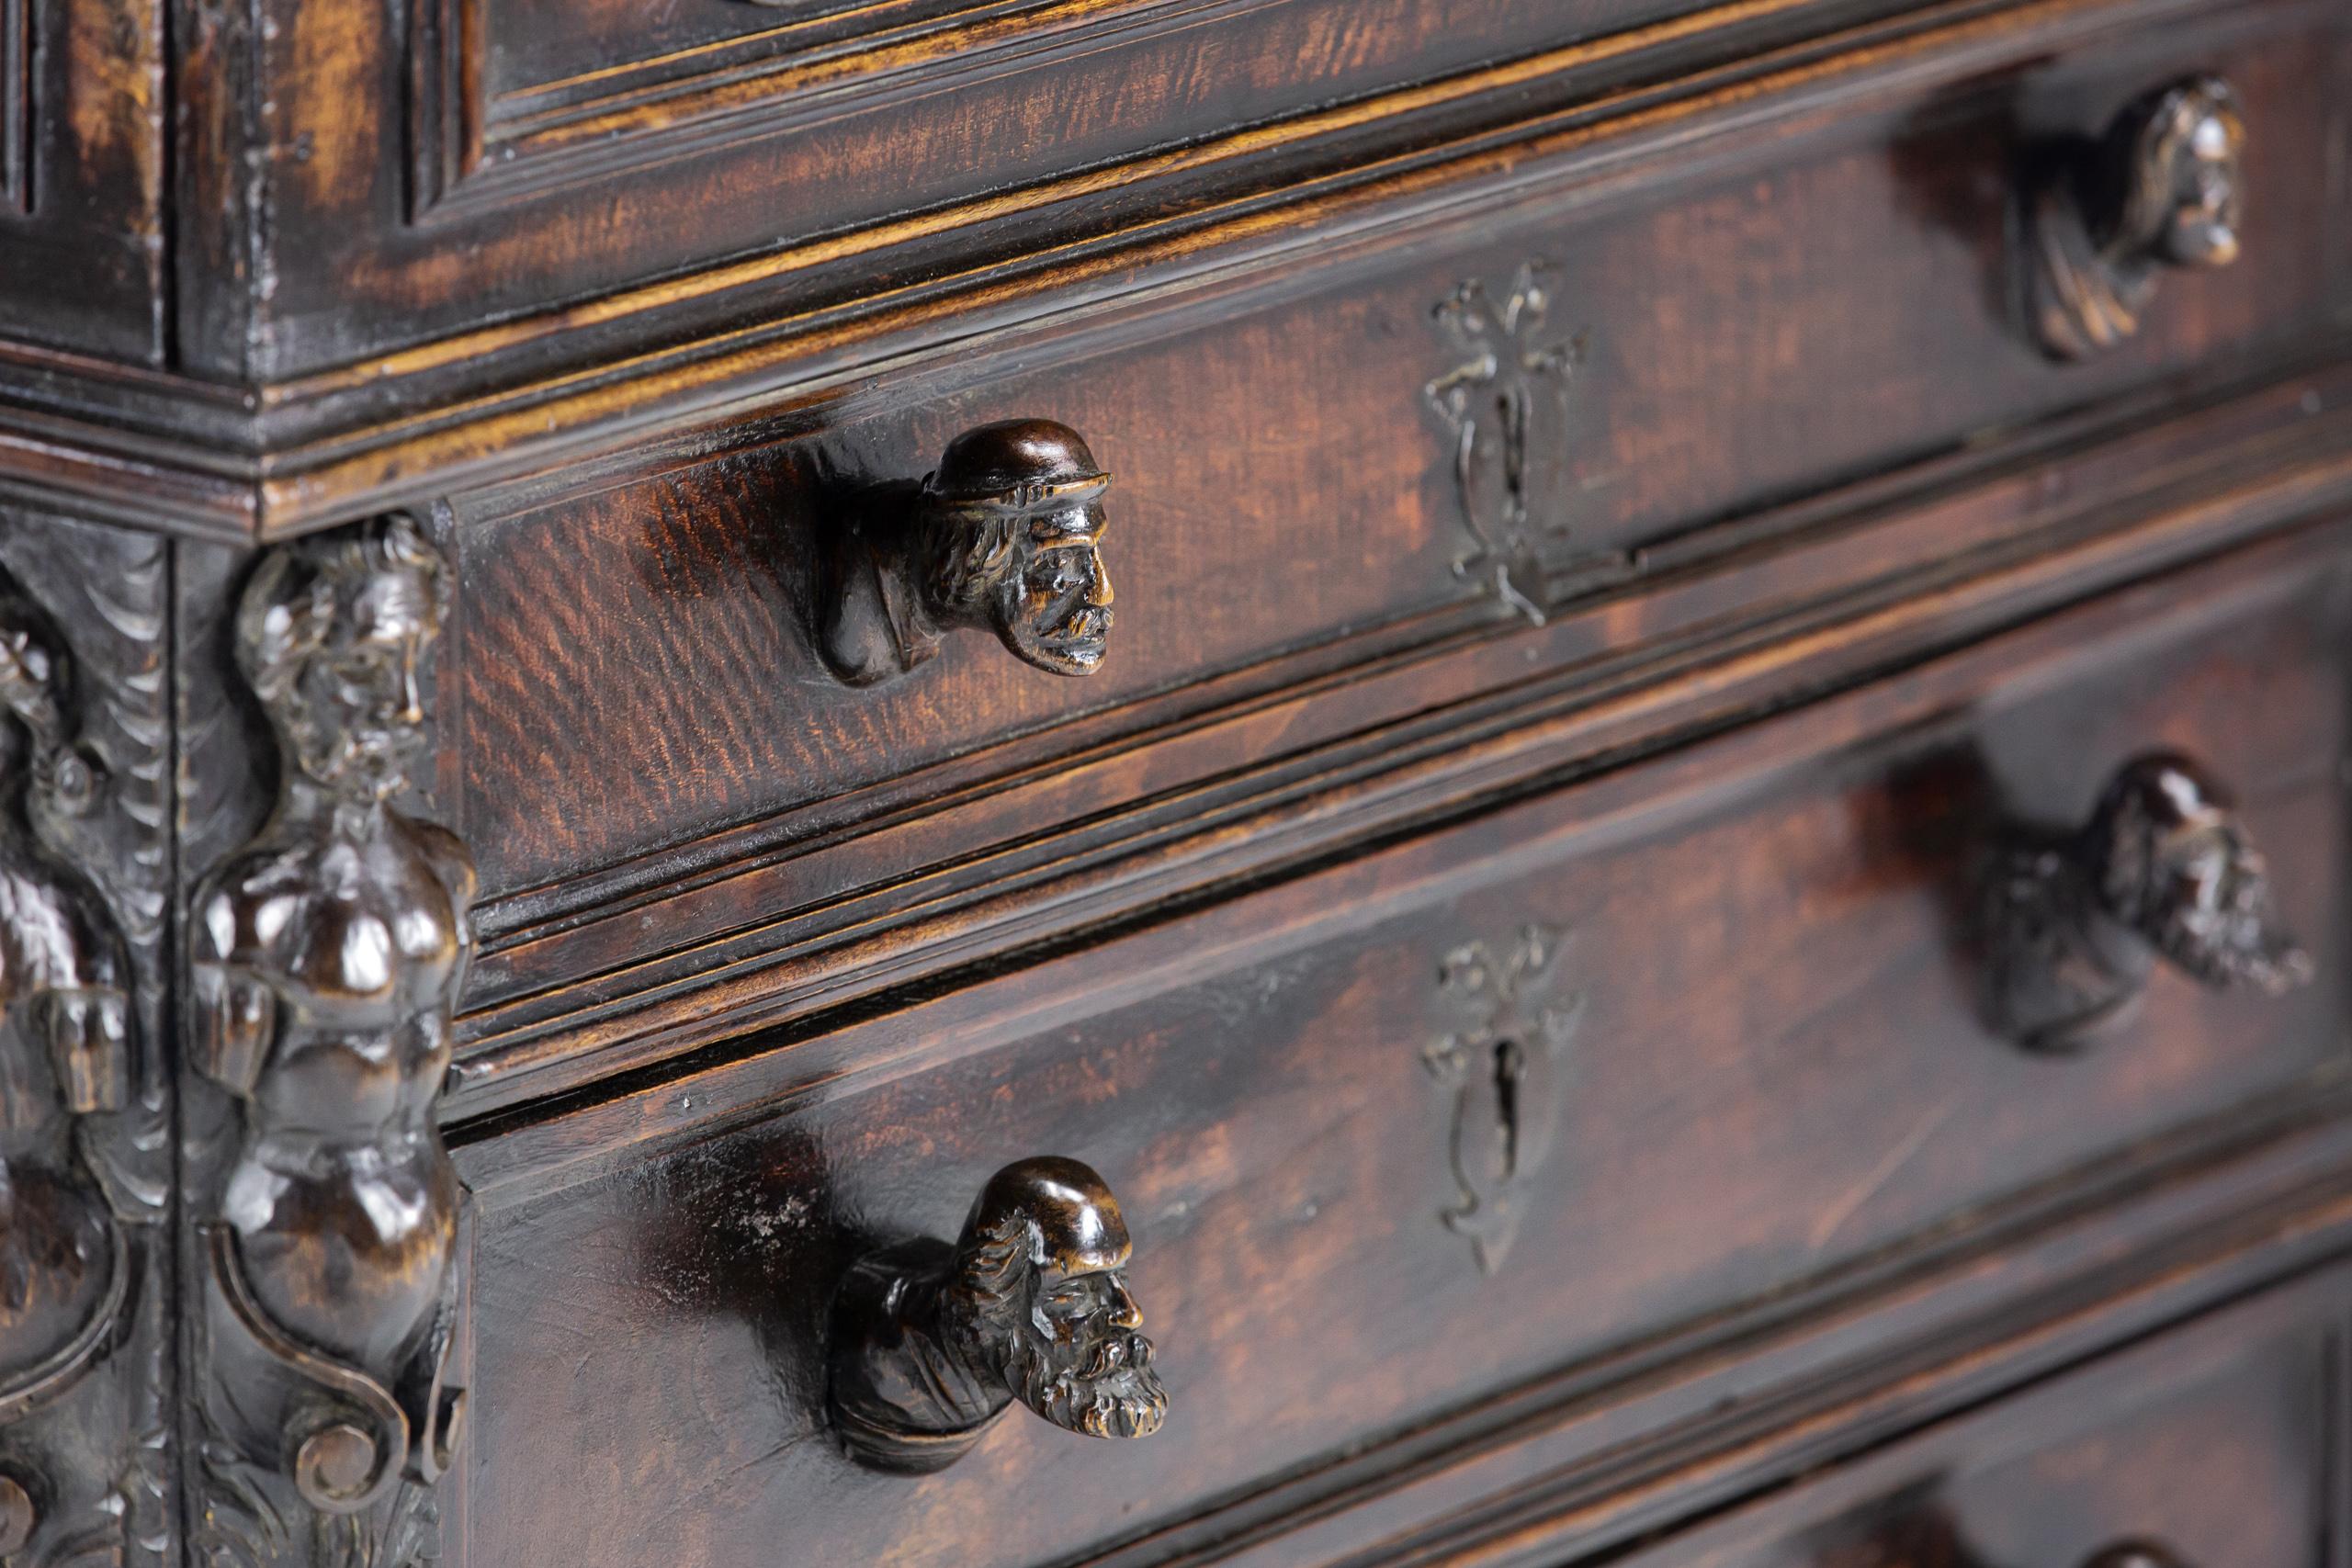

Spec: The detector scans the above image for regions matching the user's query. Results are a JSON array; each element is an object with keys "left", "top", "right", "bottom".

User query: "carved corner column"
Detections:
[
  {"left": 0, "top": 513, "right": 176, "bottom": 1567},
  {"left": 175, "top": 518, "right": 476, "bottom": 1568}
]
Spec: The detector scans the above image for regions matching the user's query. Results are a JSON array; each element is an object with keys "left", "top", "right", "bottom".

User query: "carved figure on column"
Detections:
[
  {"left": 0, "top": 593, "right": 132, "bottom": 1553},
  {"left": 192, "top": 515, "right": 473, "bottom": 1523}
]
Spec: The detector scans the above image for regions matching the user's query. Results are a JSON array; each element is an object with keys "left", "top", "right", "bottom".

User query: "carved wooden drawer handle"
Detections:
[
  {"left": 827, "top": 1156, "right": 1167, "bottom": 1472},
  {"left": 815, "top": 419, "right": 1114, "bottom": 687},
  {"left": 2026, "top": 75, "right": 2245, "bottom": 360},
  {"left": 1981, "top": 751, "right": 2311, "bottom": 1051}
]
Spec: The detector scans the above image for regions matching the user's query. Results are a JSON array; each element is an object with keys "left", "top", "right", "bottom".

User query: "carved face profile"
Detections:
[
  {"left": 2118, "top": 78, "right": 2243, "bottom": 269},
  {"left": 236, "top": 516, "right": 448, "bottom": 802},
  {"left": 952, "top": 1157, "right": 1167, "bottom": 1442},
  {"left": 2093, "top": 754, "right": 2307, "bottom": 993},
  {"left": 925, "top": 421, "right": 1114, "bottom": 677}
]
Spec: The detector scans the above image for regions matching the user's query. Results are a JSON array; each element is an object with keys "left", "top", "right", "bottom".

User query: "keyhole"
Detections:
[{"left": 1492, "top": 1037, "right": 1524, "bottom": 1176}]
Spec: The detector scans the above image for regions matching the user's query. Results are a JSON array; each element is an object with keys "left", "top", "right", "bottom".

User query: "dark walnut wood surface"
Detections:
[
  {"left": 0, "top": 0, "right": 2344, "bottom": 1563},
  {"left": 445, "top": 521, "right": 2352, "bottom": 1568},
  {"left": 1613, "top": 1260, "right": 2346, "bottom": 1568},
  {"left": 447, "top": 0, "right": 2345, "bottom": 899}
]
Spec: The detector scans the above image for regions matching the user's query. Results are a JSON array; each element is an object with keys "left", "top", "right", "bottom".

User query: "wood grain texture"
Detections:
[
  {"left": 1600, "top": 1263, "right": 2346, "bottom": 1568},
  {"left": 444, "top": 525, "right": 2352, "bottom": 1568},
  {"left": 0, "top": 0, "right": 2336, "bottom": 544},
  {"left": 0, "top": 0, "right": 164, "bottom": 362},
  {"left": 442, "top": 0, "right": 2347, "bottom": 897},
  {"left": 444, "top": 359, "right": 2352, "bottom": 1109}
]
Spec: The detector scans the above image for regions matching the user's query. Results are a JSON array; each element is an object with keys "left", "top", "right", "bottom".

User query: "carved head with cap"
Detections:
[
  {"left": 922, "top": 420, "right": 1114, "bottom": 677},
  {"left": 944, "top": 1156, "right": 1167, "bottom": 1441},
  {"left": 2116, "top": 76, "right": 2245, "bottom": 269},
  {"left": 2091, "top": 752, "right": 2310, "bottom": 994}
]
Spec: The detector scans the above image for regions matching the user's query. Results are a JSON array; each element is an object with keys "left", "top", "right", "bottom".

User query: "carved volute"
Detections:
[
  {"left": 814, "top": 419, "right": 1115, "bottom": 686},
  {"left": 827, "top": 1156, "right": 1169, "bottom": 1473},
  {"left": 189, "top": 516, "right": 475, "bottom": 1557}
]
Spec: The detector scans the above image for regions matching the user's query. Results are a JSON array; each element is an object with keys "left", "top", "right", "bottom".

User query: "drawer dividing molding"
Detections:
[
  {"left": 440, "top": 495, "right": 2352, "bottom": 1559},
  {"left": 441, "top": 361, "right": 2352, "bottom": 1117}
]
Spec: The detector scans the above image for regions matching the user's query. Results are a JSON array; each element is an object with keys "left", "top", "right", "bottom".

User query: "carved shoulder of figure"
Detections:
[{"left": 817, "top": 516, "right": 939, "bottom": 686}]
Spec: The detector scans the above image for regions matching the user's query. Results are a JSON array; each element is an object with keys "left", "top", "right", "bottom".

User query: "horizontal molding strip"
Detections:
[
  {"left": 439, "top": 364, "right": 2352, "bottom": 1119},
  {"left": 0, "top": 0, "right": 2303, "bottom": 540}
]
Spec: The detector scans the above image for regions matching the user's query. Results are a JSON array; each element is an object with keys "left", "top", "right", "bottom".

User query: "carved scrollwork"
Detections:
[
  {"left": 815, "top": 419, "right": 1114, "bottom": 687},
  {"left": 189, "top": 515, "right": 474, "bottom": 1558},
  {"left": 827, "top": 1156, "right": 1168, "bottom": 1473},
  {"left": 1423, "top": 924, "right": 1583, "bottom": 1274},
  {"left": 2024, "top": 75, "right": 2245, "bottom": 360},
  {"left": 1425, "top": 263, "right": 1586, "bottom": 624},
  {"left": 1978, "top": 751, "right": 2310, "bottom": 1052}
]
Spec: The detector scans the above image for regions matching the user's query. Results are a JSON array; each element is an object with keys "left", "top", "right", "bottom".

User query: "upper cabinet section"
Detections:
[
  {"left": 187, "top": 0, "right": 1931, "bottom": 381},
  {"left": 0, "top": 0, "right": 164, "bottom": 362}
]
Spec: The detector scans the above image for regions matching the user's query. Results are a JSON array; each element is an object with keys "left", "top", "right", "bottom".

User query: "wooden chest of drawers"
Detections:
[{"left": 0, "top": 1, "right": 2347, "bottom": 1565}]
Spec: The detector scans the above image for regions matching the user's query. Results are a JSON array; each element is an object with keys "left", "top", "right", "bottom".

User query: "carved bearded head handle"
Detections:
[
  {"left": 827, "top": 1156, "right": 1167, "bottom": 1473},
  {"left": 2025, "top": 75, "right": 2246, "bottom": 359},
  {"left": 814, "top": 419, "right": 1115, "bottom": 686},
  {"left": 1978, "top": 751, "right": 2312, "bottom": 1052},
  {"left": 917, "top": 422, "right": 1114, "bottom": 678},
  {"left": 2086, "top": 753, "right": 2311, "bottom": 995}
]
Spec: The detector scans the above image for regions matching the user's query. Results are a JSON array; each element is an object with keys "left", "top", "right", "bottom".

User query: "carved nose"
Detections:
[{"left": 1103, "top": 1278, "right": 1142, "bottom": 1330}]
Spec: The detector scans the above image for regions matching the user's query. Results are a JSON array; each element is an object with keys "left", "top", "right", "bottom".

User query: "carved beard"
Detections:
[
  {"left": 2149, "top": 845, "right": 2302, "bottom": 991},
  {"left": 1001, "top": 1321, "right": 1168, "bottom": 1441},
  {"left": 999, "top": 541, "right": 1111, "bottom": 675}
]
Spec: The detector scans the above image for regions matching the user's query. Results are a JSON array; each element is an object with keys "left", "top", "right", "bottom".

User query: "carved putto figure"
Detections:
[
  {"left": 1980, "top": 752, "right": 2309, "bottom": 1051},
  {"left": 193, "top": 515, "right": 473, "bottom": 1514},
  {"left": 829, "top": 1156, "right": 1168, "bottom": 1472},
  {"left": 0, "top": 597, "right": 130, "bottom": 1531},
  {"left": 817, "top": 419, "right": 1115, "bottom": 685}
]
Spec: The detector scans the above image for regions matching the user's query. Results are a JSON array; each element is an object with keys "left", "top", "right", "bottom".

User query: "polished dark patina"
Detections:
[
  {"left": 816, "top": 419, "right": 1114, "bottom": 685},
  {"left": 828, "top": 1156, "right": 1166, "bottom": 1472},
  {"left": 1980, "top": 752, "right": 2309, "bottom": 1051}
]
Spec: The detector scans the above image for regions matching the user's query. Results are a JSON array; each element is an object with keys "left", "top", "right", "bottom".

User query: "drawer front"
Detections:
[
  {"left": 1614, "top": 1261, "right": 2345, "bottom": 1568},
  {"left": 442, "top": 0, "right": 2351, "bottom": 1006},
  {"left": 448, "top": 525, "right": 2352, "bottom": 1568}
]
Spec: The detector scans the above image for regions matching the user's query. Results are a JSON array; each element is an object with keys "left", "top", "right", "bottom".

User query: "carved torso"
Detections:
[{"left": 198, "top": 804, "right": 473, "bottom": 1376}]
